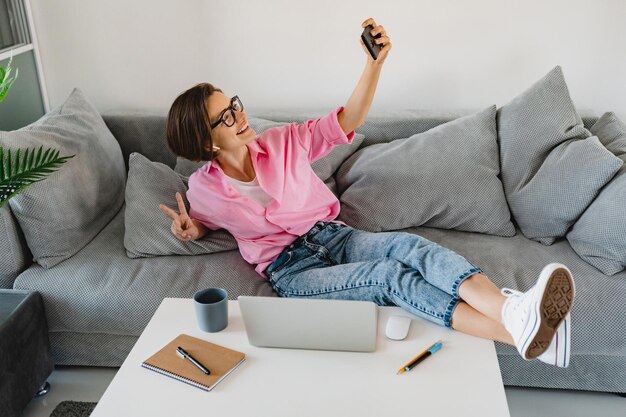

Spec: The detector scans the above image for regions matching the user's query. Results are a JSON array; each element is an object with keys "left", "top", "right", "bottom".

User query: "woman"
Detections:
[{"left": 160, "top": 18, "right": 575, "bottom": 368}]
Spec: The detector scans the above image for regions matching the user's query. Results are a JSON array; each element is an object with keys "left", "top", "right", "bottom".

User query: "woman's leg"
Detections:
[
  {"left": 267, "top": 223, "right": 572, "bottom": 367},
  {"left": 335, "top": 228, "right": 483, "bottom": 298},
  {"left": 334, "top": 227, "right": 513, "bottom": 341},
  {"left": 454, "top": 268, "right": 575, "bottom": 367},
  {"left": 271, "top": 249, "right": 514, "bottom": 346},
  {"left": 451, "top": 301, "right": 514, "bottom": 346},
  {"left": 269, "top": 247, "right": 468, "bottom": 330},
  {"left": 456, "top": 272, "right": 507, "bottom": 323}
]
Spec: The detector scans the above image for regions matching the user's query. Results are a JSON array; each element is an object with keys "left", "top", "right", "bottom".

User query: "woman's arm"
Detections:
[{"left": 337, "top": 18, "right": 392, "bottom": 135}]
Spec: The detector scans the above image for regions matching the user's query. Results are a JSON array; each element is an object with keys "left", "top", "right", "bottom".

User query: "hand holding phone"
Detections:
[{"left": 361, "top": 24, "right": 383, "bottom": 60}]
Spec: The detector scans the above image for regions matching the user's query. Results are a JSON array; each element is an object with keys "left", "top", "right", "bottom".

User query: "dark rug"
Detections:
[{"left": 49, "top": 401, "right": 97, "bottom": 417}]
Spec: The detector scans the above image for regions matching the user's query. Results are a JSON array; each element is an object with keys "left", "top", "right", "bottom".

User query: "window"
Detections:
[
  {"left": 0, "top": 0, "right": 48, "bottom": 129},
  {"left": 0, "top": 0, "right": 31, "bottom": 52}
]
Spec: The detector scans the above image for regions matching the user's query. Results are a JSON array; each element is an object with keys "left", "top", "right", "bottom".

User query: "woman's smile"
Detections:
[{"left": 236, "top": 123, "right": 250, "bottom": 135}]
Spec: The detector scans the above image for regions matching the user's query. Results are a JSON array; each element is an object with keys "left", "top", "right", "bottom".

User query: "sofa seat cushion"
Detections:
[
  {"left": 401, "top": 226, "right": 626, "bottom": 358},
  {"left": 0, "top": 205, "right": 31, "bottom": 288},
  {"left": 12, "top": 205, "right": 275, "bottom": 336}
]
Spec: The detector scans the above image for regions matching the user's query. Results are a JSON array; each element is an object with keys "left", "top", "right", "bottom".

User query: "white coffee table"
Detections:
[{"left": 91, "top": 298, "right": 510, "bottom": 417}]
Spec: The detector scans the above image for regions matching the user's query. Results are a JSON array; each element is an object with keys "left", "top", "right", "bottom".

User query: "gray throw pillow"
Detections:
[
  {"left": 567, "top": 112, "right": 626, "bottom": 275},
  {"left": 174, "top": 116, "right": 365, "bottom": 183},
  {"left": 497, "top": 66, "right": 623, "bottom": 245},
  {"left": 336, "top": 106, "right": 516, "bottom": 236},
  {"left": 124, "top": 152, "right": 238, "bottom": 258},
  {"left": 0, "top": 88, "right": 126, "bottom": 268}
]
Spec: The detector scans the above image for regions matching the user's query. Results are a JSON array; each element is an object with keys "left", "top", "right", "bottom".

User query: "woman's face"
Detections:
[{"left": 206, "top": 92, "right": 256, "bottom": 153}]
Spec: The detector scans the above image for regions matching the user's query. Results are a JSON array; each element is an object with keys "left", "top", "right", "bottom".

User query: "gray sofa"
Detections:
[{"left": 2, "top": 72, "right": 626, "bottom": 395}]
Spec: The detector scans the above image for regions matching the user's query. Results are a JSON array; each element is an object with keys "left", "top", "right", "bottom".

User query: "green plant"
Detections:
[
  {"left": 0, "top": 51, "right": 74, "bottom": 207},
  {"left": 0, "top": 146, "right": 75, "bottom": 207},
  {"left": 0, "top": 54, "right": 19, "bottom": 104}
]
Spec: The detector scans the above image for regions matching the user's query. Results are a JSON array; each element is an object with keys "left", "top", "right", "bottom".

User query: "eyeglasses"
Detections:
[{"left": 209, "top": 95, "right": 243, "bottom": 129}]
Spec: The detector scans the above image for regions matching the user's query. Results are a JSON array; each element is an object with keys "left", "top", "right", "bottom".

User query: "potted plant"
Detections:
[{"left": 0, "top": 53, "right": 74, "bottom": 207}]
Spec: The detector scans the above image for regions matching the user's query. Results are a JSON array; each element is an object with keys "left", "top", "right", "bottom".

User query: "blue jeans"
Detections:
[{"left": 264, "top": 221, "right": 483, "bottom": 328}]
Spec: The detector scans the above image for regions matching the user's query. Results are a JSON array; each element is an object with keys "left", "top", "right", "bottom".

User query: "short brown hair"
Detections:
[{"left": 166, "top": 82, "right": 222, "bottom": 161}]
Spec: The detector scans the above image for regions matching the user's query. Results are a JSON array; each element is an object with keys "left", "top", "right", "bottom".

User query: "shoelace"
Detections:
[
  {"left": 500, "top": 287, "right": 529, "bottom": 317},
  {"left": 501, "top": 288, "right": 522, "bottom": 296}
]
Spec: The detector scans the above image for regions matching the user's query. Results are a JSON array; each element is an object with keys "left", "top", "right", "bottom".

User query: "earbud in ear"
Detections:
[{"left": 212, "top": 145, "right": 221, "bottom": 151}]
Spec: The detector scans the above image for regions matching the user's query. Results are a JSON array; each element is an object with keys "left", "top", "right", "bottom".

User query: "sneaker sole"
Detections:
[
  {"left": 525, "top": 267, "right": 575, "bottom": 360},
  {"left": 555, "top": 314, "right": 570, "bottom": 367}
]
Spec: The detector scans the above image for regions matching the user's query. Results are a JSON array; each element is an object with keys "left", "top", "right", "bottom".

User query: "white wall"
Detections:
[{"left": 30, "top": 0, "right": 626, "bottom": 120}]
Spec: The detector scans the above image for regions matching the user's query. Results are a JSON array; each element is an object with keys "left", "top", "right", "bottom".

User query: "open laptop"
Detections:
[{"left": 238, "top": 296, "right": 378, "bottom": 352}]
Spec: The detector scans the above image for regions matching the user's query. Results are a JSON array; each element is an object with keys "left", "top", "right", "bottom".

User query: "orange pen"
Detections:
[{"left": 397, "top": 340, "right": 443, "bottom": 375}]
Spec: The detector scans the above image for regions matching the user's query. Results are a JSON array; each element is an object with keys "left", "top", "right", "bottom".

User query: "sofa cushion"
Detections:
[
  {"left": 0, "top": 205, "right": 31, "bottom": 288},
  {"left": 124, "top": 152, "right": 238, "bottom": 257},
  {"left": 566, "top": 112, "right": 626, "bottom": 275},
  {"left": 497, "top": 66, "right": 623, "bottom": 245},
  {"left": 336, "top": 106, "right": 516, "bottom": 236},
  {"left": 174, "top": 116, "right": 365, "bottom": 184},
  {"left": 13, "top": 205, "right": 275, "bottom": 336},
  {"left": 14, "top": 215, "right": 626, "bottom": 367},
  {"left": 0, "top": 88, "right": 126, "bottom": 268}
]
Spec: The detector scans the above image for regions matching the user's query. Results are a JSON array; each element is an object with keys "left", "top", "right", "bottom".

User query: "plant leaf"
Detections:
[
  {"left": 34, "top": 146, "right": 43, "bottom": 166},
  {"left": 0, "top": 64, "right": 18, "bottom": 103},
  {"left": 0, "top": 146, "right": 75, "bottom": 208},
  {"left": 26, "top": 146, "right": 35, "bottom": 172},
  {"left": 6, "top": 149, "right": 12, "bottom": 180}
]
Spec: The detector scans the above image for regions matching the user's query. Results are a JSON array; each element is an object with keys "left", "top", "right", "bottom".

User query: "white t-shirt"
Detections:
[{"left": 224, "top": 175, "right": 274, "bottom": 208}]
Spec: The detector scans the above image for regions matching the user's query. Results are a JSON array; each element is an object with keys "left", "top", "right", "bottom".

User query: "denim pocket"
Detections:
[{"left": 302, "top": 236, "right": 333, "bottom": 258}]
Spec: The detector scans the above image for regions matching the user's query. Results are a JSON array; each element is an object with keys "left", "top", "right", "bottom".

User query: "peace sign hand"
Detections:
[{"left": 159, "top": 192, "right": 201, "bottom": 241}]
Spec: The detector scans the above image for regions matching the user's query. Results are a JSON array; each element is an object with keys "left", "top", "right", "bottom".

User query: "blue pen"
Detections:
[{"left": 397, "top": 341, "right": 443, "bottom": 374}]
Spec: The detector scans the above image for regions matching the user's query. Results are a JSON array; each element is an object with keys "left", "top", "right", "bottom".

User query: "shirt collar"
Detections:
[
  {"left": 203, "top": 139, "right": 278, "bottom": 202},
  {"left": 205, "top": 138, "right": 265, "bottom": 173}
]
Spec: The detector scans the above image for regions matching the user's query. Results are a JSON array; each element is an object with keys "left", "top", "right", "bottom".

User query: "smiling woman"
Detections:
[{"left": 156, "top": 18, "right": 576, "bottom": 371}]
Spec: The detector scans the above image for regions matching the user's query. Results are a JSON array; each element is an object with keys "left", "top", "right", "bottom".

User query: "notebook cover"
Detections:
[{"left": 141, "top": 333, "right": 246, "bottom": 392}]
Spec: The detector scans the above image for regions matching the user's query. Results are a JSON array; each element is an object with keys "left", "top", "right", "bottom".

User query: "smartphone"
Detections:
[{"left": 361, "top": 24, "right": 383, "bottom": 60}]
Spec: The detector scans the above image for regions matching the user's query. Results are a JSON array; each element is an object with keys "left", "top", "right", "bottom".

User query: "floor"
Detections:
[{"left": 20, "top": 366, "right": 626, "bottom": 417}]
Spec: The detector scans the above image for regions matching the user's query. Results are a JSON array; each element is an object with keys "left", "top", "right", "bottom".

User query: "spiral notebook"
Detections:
[{"left": 141, "top": 333, "right": 246, "bottom": 392}]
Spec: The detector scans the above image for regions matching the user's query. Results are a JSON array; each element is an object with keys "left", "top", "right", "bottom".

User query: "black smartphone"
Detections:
[{"left": 361, "top": 24, "right": 383, "bottom": 60}]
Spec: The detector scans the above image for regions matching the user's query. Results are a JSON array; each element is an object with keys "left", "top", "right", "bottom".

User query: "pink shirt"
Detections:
[{"left": 187, "top": 106, "right": 355, "bottom": 280}]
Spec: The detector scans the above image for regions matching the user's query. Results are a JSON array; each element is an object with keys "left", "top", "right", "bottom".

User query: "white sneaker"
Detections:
[
  {"left": 501, "top": 263, "right": 575, "bottom": 361},
  {"left": 537, "top": 313, "right": 571, "bottom": 368}
]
